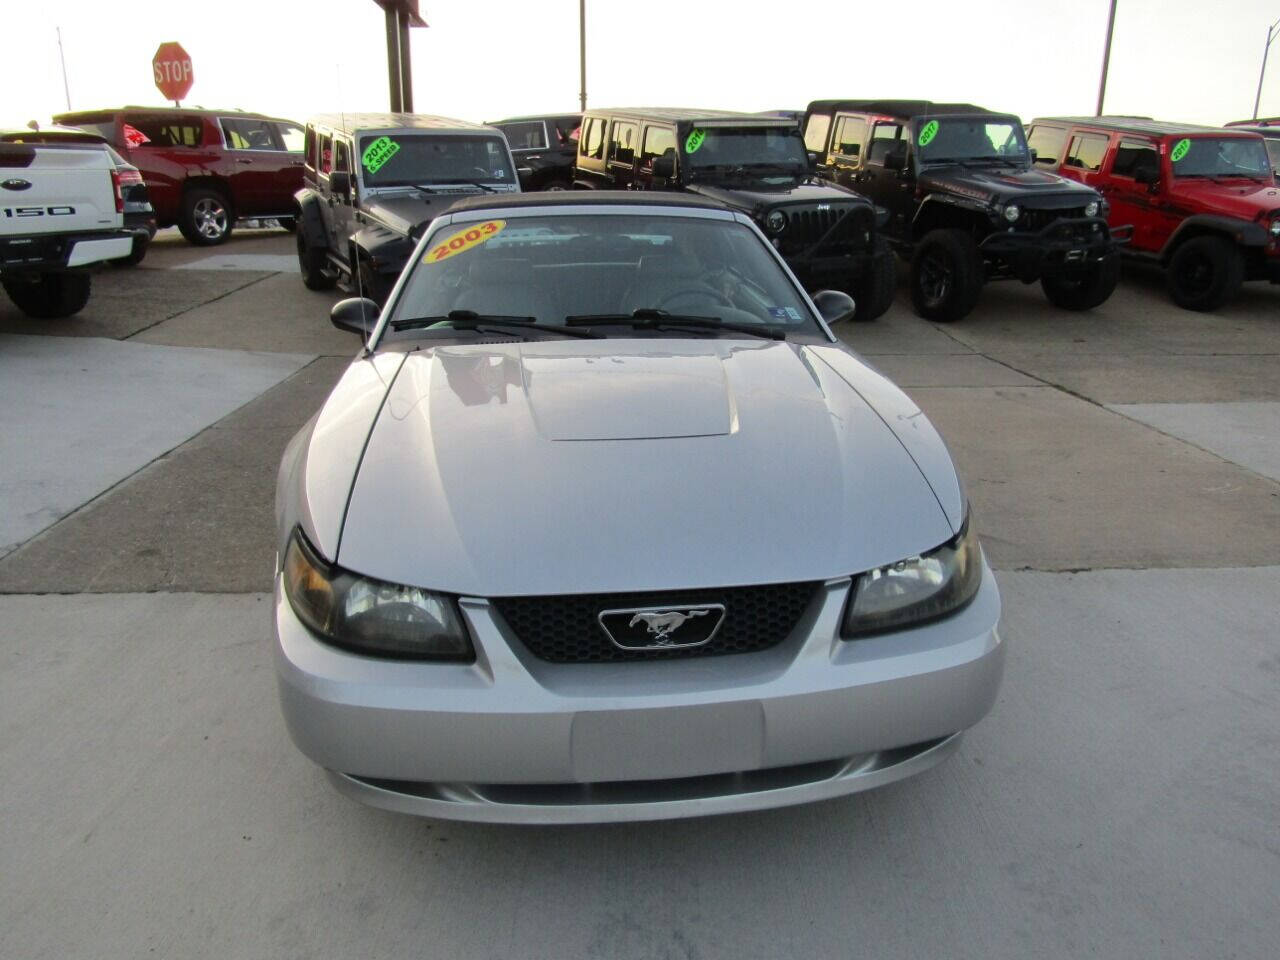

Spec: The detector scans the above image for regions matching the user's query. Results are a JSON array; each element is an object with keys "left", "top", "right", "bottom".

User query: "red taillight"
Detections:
[
  {"left": 110, "top": 168, "right": 124, "bottom": 213},
  {"left": 117, "top": 168, "right": 144, "bottom": 185}
]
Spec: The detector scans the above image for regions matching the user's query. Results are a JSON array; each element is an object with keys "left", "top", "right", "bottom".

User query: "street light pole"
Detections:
[
  {"left": 1096, "top": 0, "right": 1118, "bottom": 116},
  {"left": 1252, "top": 15, "right": 1280, "bottom": 120},
  {"left": 579, "top": 0, "right": 587, "bottom": 113}
]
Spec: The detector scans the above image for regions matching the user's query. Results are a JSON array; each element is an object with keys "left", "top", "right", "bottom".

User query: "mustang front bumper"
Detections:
[{"left": 273, "top": 563, "right": 1005, "bottom": 823}]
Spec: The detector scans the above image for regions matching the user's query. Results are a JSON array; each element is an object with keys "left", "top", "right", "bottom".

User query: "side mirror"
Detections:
[
  {"left": 329, "top": 171, "right": 351, "bottom": 198},
  {"left": 331, "top": 297, "right": 379, "bottom": 336},
  {"left": 812, "top": 289, "right": 857, "bottom": 325},
  {"left": 652, "top": 155, "right": 675, "bottom": 179}
]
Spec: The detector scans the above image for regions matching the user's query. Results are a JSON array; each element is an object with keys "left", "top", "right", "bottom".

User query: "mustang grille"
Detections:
[
  {"left": 491, "top": 581, "right": 821, "bottom": 663},
  {"left": 777, "top": 205, "right": 872, "bottom": 257}
]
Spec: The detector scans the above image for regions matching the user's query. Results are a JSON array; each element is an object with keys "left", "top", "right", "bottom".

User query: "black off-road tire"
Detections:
[
  {"left": 1041, "top": 255, "right": 1120, "bottom": 311},
  {"left": 852, "top": 235, "right": 897, "bottom": 321},
  {"left": 1165, "top": 236, "right": 1244, "bottom": 312},
  {"left": 178, "top": 186, "right": 234, "bottom": 246},
  {"left": 909, "top": 229, "right": 984, "bottom": 322},
  {"left": 296, "top": 230, "right": 336, "bottom": 291},
  {"left": 2, "top": 272, "right": 92, "bottom": 319}
]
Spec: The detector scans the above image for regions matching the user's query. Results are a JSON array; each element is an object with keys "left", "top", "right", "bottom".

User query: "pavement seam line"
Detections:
[
  {"left": 920, "top": 320, "right": 1280, "bottom": 491},
  {"left": 0, "top": 355, "right": 326, "bottom": 565},
  {"left": 122, "top": 271, "right": 278, "bottom": 341}
]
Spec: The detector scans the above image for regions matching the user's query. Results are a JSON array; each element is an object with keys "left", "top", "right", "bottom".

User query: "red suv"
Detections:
[
  {"left": 1026, "top": 117, "right": 1280, "bottom": 310},
  {"left": 52, "top": 106, "right": 305, "bottom": 246}
]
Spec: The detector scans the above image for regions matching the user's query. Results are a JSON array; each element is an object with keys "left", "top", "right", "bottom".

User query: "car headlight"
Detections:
[
  {"left": 842, "top": 516, "right": 982, "bottom": 638},
  {"left": 1270, "top": 218, "right": 1280, "bottom": 237},
  {"left": 282, "top": 529, "right": 474, "bottom": 661},
  {"left": 1084, "top": 200, "right": 1100, "bottom": 218},
  {"left": 765, "top": 209, "right": 787, "bottom": 234}
]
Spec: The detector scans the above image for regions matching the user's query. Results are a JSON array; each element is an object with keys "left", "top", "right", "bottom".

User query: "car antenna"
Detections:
[{"left": 338, "top": 65, "right": 373, "bottom": 356}]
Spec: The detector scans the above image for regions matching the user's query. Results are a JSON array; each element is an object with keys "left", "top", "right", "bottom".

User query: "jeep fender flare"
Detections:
[
  {"left": 1160, "top": 214, "right": 1268, "bottom": 262},
  {"left": 910, "top": 194, "right": 991, "bottom": 241},
  {"left": 295, "top": 192, "right": 328, "bottom": 250}
]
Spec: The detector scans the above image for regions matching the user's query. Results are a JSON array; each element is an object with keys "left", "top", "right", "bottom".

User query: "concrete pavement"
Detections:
[{"left": 1, "top": 228, "right": 1278, "bottom": 958}]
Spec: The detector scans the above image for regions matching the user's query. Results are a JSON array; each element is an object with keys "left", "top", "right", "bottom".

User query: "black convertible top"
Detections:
[{"left": 444, "top": 191, "right": 732, "bottom": 215}]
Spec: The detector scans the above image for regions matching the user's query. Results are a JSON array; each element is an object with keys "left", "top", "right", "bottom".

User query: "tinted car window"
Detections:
[
  {"left": 304, "top": 126, "right": 317, "bottom": 170},
  {"left": 1111, "top": 139, "right": 1159, "bottom": 179},
  {"left": 609, "top": 122, "right": 637, "bottom": 164},
  {"left": 334, "top": 139, "right": 351, "bottom": 173},
  {"left": 221, "top": 117, "right": 279, "bottom": 151},
  {"left": 1027, "top": 125, "right": 1065, "bottom": 165},
  {"left": 684, "top": 126, "right": 807, "bottom": 172},
  {"left": 641, "top": 126, "right": 676, "bottom": 165},
  {"left": 581, "top": 117, "right": 606, "bottom": 160},
  {"left": 277, "top": 123, "right": 305, "bottom": 153},
  {"left": 357, "top": 134, "right": 515, "bottom": 186},
  {"left": 386, "top": 214, "right": 820, "bottom": 340},
  {"left": 1171, "top": 137, "right": 1271, "bottom": 178},
  {"left": 497, "top": 121, "right": 547, "bottom": 150},
  {"left": 129, "top": 117, "right": 203, "bottom": 147},
  {"left": 804, "top": 113, "right": 831, "bottom": 153},
  {"left": 318, "top": 134, "right": 333, "bottom": 173},
  {"left": 1066, "top": 134, "right": 1109, "bottom": 172}
]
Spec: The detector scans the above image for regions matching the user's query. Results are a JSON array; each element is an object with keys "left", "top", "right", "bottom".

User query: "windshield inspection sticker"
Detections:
[
  {"left": 1171, "top": 138, "right": 1191, "bottom": 163},
  {"left": 918, "top": 120, "right": 939, "bottom": 147},
  {"left": 685, "top": 128, "right": 707, "bottom": 153},
  {"left": 362, "top": 136, "right": 400, "bottom": 174},
  {"left": 425, "top": 220, "right": 507, "bottom": 265}
]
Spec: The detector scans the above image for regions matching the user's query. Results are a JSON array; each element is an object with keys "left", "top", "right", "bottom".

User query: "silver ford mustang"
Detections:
[{"left": 274, "top": 192, "right": 1004, "bottom": 823}]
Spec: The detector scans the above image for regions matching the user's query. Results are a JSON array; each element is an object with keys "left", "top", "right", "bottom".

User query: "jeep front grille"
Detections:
[
  {"left": 1017, "top": 207, "right": 1087, "bottom": 233},
  {"left": 779, "top": 205, "right": 872, "bottom": 256},
  {"left": 491, "top": 581, "right": 821, "bottom": 663}
]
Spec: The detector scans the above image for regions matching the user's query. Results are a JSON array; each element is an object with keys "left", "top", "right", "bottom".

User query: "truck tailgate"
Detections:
[{"left": 1, "top": 145, "right": 117, "bottom": 237}]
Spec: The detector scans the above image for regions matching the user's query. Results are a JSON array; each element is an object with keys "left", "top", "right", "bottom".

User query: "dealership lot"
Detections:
[{"left": 2, "top": 229, "right": 1278, "bottom": 958}]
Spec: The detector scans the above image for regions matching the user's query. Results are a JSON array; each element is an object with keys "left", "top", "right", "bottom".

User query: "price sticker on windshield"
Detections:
[
  {"left": 424, "top": 220, "right": 507, "bottom": 265},
  {"left": 685, "top": 128, "right": 707, "bottom": 154},
  {"left": 362, "top": 136, "right": 400, "bottom": 174},
  {"left": 1171, "top": 138, "right": 1191, "bottom": 163},
  {"left": 918, "top": 120, "right": 939, "bottom": 147}
]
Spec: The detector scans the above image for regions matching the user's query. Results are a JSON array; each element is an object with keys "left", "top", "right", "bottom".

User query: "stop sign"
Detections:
[{"left": 152, "top": 42, "right": 194, "bottom": 102}]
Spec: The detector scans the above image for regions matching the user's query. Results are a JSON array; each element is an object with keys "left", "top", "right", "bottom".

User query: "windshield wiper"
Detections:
[
  {"left": 390, "top": 310, "right": 600, "bottom": 338},
  {"left": 563, "top": 308, "right": 786, "bottom": 340},
  {"left": 437, "top": 179, "right": 497, "bottom": 193}
]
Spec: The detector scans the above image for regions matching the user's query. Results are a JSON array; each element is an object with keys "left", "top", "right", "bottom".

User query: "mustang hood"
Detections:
[
  {"left": 921, "top": 165, "right": 1098, "bottom": 207},
  {"left": 336, "top": 340, "right": 956, "bottom": 597}
]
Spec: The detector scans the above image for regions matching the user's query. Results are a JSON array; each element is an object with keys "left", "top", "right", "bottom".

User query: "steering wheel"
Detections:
[{"left": 655, "top": 287, "right": 735, "bottom": 310}]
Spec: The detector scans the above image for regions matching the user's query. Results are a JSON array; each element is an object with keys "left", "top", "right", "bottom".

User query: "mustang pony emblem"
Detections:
[{"left": 628, "top": 609, "right": 710, "bottom": 643}]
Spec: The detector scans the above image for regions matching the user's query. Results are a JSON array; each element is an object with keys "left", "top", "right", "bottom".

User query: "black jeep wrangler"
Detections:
[
  {"left": 804, "top": 100, "right": 1122, "bottom": 321},
  {"left": 574, "top": 108, "right": 896, "bottom": 320},
  {"left": 488, "top": 114, "right": 581, "bottom": 191},
  {"left": 293, "top": 113, "right": 519, "bottom": 304}
]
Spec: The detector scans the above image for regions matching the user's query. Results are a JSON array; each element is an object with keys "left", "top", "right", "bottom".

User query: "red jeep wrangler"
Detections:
[
  {"left": 1026, "top": 117, "right": 1280, "bottom": 310},
  {"left": 53, "top": 106, "right": 305, "bottom": 247}
]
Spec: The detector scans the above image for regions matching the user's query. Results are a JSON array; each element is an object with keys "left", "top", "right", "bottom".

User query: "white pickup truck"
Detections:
[{"left": 1, "top": 140, "right": 136, "bottom": 318}]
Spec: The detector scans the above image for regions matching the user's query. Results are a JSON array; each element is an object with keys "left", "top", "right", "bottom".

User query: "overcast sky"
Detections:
[{"left": 6, "top": 1, "right": 1280, "bottom": 130}]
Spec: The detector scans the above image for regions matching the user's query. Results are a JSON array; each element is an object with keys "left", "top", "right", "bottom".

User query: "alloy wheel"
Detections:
[{"left": 193, "top": 197, "right": 229, "bottom": 241}]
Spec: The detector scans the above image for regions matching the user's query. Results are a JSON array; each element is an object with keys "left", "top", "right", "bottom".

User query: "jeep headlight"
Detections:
[
  {"left": 1270, "top": 218, "right": 1280, "bottom": 237},
  {"left": 842, "top": 516, "right": 982, "bottom": 638},
  {"left": 766, "top": 209, "right": 788, "bottom": 234},
  {"left": 1003, "top": 204, "right": 1020, "bottom": 223},
  {"left": 283, "top": 529, "right": 474, "bottom": 661},
  {"left": 1085, "top": 200, "right": 1100, "bottom": 218}
]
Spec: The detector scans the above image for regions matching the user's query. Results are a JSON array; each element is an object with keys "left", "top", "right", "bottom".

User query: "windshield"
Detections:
[
  {"left": 915, "top": 117, "right": 1028, "bottom": 165},
  {"left": 1170, "top": 137, "right": 1272, "bottom": 178},
  {"left": 684, "top": 126, "right": 808, "bottom": 175},
  {"left": 357, "top": 134, "right": 516, "bottom": 187},
  {"left": 380, "top": 213, "right": 820, "bottom": 344}
]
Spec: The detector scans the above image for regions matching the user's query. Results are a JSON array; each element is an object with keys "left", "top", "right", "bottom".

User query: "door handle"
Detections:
[{"left": 235, "top": 158, "right": 253, "bottom": 164}]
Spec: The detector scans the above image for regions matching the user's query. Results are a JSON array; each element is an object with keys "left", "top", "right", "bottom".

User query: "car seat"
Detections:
[
  {"left": 452, "top": 257, "right": 558, "bottom": 322},
  {"left": 620, "top": 253, "right": 715, "bottom": 314}
]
